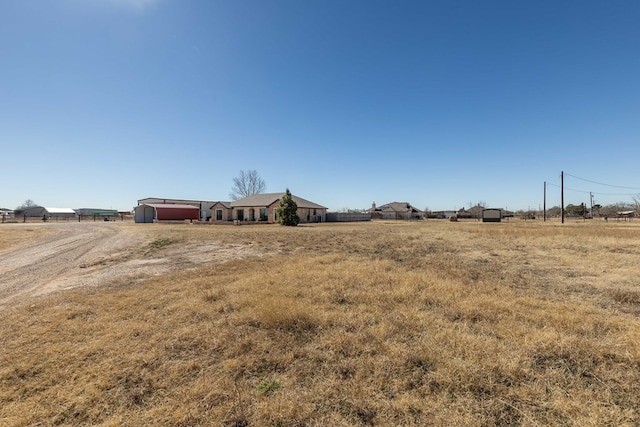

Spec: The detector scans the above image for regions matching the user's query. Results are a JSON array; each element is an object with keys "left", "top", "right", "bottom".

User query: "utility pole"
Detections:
[
  {"left": 561, "top": 171, "right": 565, "bottom": 224},
  {"left": 590, "top": 192, "right": 594, "bottom": 219},
  {"left": 543, "top": 181, "right": 547, "bottom": 222}
]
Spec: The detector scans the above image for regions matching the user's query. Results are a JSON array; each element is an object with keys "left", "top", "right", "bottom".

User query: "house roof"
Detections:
[
  {"left": 369, "top": 202, "right": 422, "bottom": 213},
  {"left": 230, "top": 193, "right": 327, "bottom": 209},
  {"left": 211, "top": 201, "right": 232, "bottom": 209}
]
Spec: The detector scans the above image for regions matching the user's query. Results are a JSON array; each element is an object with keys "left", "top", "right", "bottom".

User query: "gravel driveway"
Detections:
[
  {"left": 0, "top": 223, "right": 146, "bottom": 310},
  {"left": 0, "top": 222, "right": 270, "bottom": 311}
]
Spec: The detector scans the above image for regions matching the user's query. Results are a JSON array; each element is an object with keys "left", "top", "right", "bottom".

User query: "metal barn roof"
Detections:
[
  {"left": 44, "top": 207, "right": 76, "bottom": 214},
  {"left": 143, "top": 204, "right": 200, "bottom": 210}
]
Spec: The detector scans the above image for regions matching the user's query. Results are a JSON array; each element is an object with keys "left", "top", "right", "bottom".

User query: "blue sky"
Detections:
[{"left": 1, "top": 0, "right": 639, "bottom": 211}]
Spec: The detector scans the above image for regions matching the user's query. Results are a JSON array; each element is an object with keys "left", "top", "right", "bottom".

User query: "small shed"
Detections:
[
  {"left": 134, "top": 204, "right": 200, "bottom": 223},
  {"left": 482, "top": 208, "right": 502, "bottom": 223}
]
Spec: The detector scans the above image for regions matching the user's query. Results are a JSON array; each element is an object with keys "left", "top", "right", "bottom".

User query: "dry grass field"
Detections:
[
  {"left": 1, "top": 220, "right": 640, "bottom": 426},
  {"left": 0, "top": 226, "right": 53, "bottom": 252}
]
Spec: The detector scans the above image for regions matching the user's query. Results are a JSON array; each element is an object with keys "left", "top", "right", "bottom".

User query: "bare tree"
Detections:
[
  {"left": 15, "top": 199, "right": 37, "bottom": 210},
  {"left": 229, "top": 170, "right": 266, "bottom": 200},
  {"left": 633, "top": 195, "right": 640, "bottom": 214}
]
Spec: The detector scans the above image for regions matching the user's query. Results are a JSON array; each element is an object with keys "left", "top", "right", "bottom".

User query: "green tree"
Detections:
[
  {"left": 565, "top": 203, "right": 587, "bottom": 217},
  {"left": 276, "top": 189, "right": 299, "bottom": 226}
]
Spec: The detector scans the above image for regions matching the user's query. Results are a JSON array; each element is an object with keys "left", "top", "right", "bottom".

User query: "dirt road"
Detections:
[
  {"left": 0, "top": 223, "right": 145, "bottom": 310},
  {"left": 0, "top": 222, "right": 268, "bottom": 311}
]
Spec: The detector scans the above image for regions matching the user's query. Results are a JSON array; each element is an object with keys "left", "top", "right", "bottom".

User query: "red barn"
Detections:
[{"left": 134, "top": 204, "right": 200, "bottom": 223}]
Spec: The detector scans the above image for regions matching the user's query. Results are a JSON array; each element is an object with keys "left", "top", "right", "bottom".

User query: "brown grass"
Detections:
[
  {"left": 0, "top": 225, "right": 53, "bottom": 252},
  {"left": 1, "top": 220, "right": 640, "bottom": 425}
]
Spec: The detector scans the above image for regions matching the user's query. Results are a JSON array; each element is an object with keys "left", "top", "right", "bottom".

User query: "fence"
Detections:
[
  {"left": 326, "top": 212, "right": 371, "bottom": 222},
  {"left": 2, "top": 214, "right": 133, "bottom": 224}
]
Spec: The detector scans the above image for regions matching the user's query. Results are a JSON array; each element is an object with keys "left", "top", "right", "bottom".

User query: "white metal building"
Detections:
[{"left": 22, "top": 206, "right": 76, "bottom": 219}]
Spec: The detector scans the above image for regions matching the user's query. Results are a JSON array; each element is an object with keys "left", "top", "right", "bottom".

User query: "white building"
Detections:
[{"left": 22, "top": 206, "right": 76, "bottom": 219}]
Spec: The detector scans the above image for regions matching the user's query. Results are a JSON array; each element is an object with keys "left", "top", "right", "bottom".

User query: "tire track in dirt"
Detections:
[
  {"left": 0, "top": 223, "right": 125, "bottom": 310},
  {"left": 0, "top": 223, "right": 277, "bottom": 311}
]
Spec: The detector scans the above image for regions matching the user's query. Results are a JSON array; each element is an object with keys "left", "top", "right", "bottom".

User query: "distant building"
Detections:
[
  {"left": 137, "top": 197, "right": 217, "bottom": 221},
  {"left": 616, "top": 211, "right": 635, "bottom": 221},
  {"left": 367, "top": 202, "right": 423, "bottom": 220},
  {"left": 133, "top": 204, "right": 200, "bottom": 223},
  {"left": 0, "top": 208, "right": 14, "bottom": 220},
  {"left": 22, "top": 206, "right": 76, "bottom": 219},
  {"left": 75, "top": 208, "right": 119, "bottom": 218},
  {"left": 482, "top": 208, "right": 502, "bottom": 222},
  {"left": 427, "top": 210, "right": 457, "bottom": 219}
]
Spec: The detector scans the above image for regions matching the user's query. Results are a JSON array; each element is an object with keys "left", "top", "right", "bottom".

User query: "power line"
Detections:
[
  {"left": 564, "top": 172, "right": 640, "bottom": 190},
  {"left": 547, "top": 183, "right": 636, "bottom": 196},
  {"left": 546, "top": 183, "right": 589, "bottom": 194},
  {"left": 591, "top": 191, "right": 638, "bottom": 196},
  {"left": 546, "top": 182, "right": 637, "bottom": 197}
]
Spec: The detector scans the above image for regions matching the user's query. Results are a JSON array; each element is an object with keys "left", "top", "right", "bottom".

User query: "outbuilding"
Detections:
[
  {"left": 22, "top": 206, "right": 76, "bottom": 220},
  {"left": 76, "top": 208, "right": 119, "bottom": 219},
  {"left": 137, "top": 197, "right": 217, "bottom": 221},
  {"left": 482, "top": 208, "right": 502, "bottom": 223},
  {"left": 134, "top": 204, "right": 200, "bottom": 223}
]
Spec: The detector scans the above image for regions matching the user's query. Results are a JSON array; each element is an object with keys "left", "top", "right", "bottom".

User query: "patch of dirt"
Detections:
[{"left": 0, "top": 223, "right": 269, "bottom": 311}]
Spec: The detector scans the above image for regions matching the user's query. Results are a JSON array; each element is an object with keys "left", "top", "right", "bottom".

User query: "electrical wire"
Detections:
[
  {"left": 546, "top": 183, "right": 636, "bottom": 197},
  {"left": 564, "top": 172, "right": 640, "bottom": 190}
]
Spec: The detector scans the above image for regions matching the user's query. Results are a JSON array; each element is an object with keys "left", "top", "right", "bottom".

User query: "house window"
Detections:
[
  {"left": 307, "top": 209, "right": 311, "bottom": 221},
  {"left": 260, "top": 208, "right": 268, "bottom": 221},
  {"left": 237, "top": 209, "right": 244, "bottom": 221},
  {"left": 216, "top": 209, "right": 222, "bottom": 221}
]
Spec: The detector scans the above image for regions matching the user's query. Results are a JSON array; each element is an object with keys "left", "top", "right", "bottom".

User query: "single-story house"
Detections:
[
  {"left": 367, "top": 202, "right": 423, "bottom": 220},
  {"left": 137, "top": 197, "right": 217, "bottom": 221},
  {"left": 215, "top": 192, "right": 327, "bottom": 224},
  {"left": 22, "top": 206, "right": 76, "bottom": 219},
  {"left": 134, "top": 204, "right": 200, "bottom": 223}
]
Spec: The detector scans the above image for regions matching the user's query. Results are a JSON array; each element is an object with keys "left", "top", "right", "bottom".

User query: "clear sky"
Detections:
[{"left": 2, "top": 0, "right": 639, "bottom": 212}]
